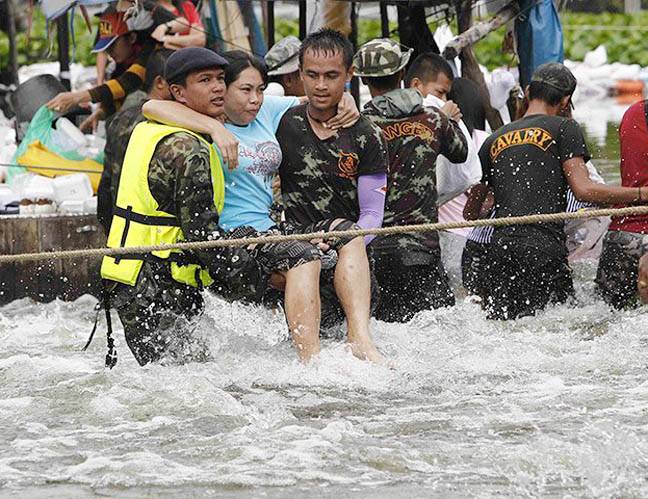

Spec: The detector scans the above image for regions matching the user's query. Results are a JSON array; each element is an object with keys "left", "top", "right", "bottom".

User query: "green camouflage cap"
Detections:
[
  {"left": 265, "top": 36, "right": 301, "bottom": 76},
  {"left": 353, "top": 38, "right": 413, "bottom": 77},
  {"left": 531, "top": 62, "right": 577, "bottom": 96}
]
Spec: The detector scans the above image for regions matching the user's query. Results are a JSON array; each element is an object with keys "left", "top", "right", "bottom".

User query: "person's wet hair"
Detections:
[
  {"left": 528, "top": 80, "right": 570, "bottom": 107},
  {"left": 364, "top": 72, "right": 402, "bottom": 92},
  {"left": 144, "top": 48, "right": 173, "bottom": 93},
  {"left": 299, "top": 28, "right": 354, "bottom": 69},
  {"left": 222, "top": 50, "right": 268, "bottom": 86},
  {"left": 448, "top": 77, "right": 486, "bottom": 134},
  {"left": 404, "top": 52, "right": 453, "bottom": 87}
]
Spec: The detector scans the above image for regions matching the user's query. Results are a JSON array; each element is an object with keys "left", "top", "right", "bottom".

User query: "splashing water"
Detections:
[{"left": 1, "top": 260, "right": 648, "bottom": 498}]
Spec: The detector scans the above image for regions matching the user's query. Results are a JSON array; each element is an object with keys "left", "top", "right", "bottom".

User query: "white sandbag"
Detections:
[
  {"left": 583, "top": 45, "right": 607, "bottom": 68},
  {"left": 83, "top": 196, "right": 98, "bottom": 214},
  {"left": 52, "top": 173, "right": 93, "bottom": 204},
  {"left": 58, "top": 200, "right": 86, "bottom": 214},
  {"left": 13, "top": 173, "right": 55, "bottom": 201},
  {"left": 423, "top": 94, "right": 482, "bottom": 206},
  {"left": 0, "top": 184, "right": 18, "bottom": 209}
]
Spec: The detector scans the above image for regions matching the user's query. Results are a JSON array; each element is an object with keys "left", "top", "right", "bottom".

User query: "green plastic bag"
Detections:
[{"left": 9, "top": 106, "right": 104, "bottom": 184}]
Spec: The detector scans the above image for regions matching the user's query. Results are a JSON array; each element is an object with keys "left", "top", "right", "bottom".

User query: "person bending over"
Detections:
[{"left": 47, "top": 10, "right": 157, "bottom": 125}]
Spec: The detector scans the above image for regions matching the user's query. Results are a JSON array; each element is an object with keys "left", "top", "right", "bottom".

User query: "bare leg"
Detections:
[
  {"left": 333, "top": 235, "right": 385, "bottom": 364},
  {"left": 283, "top": 260, "right": 322, "bottom": 362},
  {"left": 638, "top": 253, "right": 648, "bottom": 304}
]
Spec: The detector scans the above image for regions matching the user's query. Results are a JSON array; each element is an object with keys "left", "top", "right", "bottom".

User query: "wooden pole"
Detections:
[
  {"left": 350, "top": 1, "right": 359, "bottom": 105},
  {"left": 380, "top": 2, "right": 389, "bottom": 38},
  {"left": 6, "top": 0, "right": 19, "bottom": 86},
  {"left": 298, "top": 0, "right": 307, "bottom": 39},
  {"left": 266, "top": 0, "right": 275, "bottom": 48},
  {"left": 56, "top": 13, "right": 71, "bottom": 91},
  {"left": 443, "top": 2, "right": 519, "bottom": 60},
  {"left": 452, "top": 0, "right": 506, "bottom": 130}
]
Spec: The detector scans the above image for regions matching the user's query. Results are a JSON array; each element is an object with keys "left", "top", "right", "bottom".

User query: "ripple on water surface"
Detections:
[{"left": 1, "top": 264, "right": 648, "bottom": 498}]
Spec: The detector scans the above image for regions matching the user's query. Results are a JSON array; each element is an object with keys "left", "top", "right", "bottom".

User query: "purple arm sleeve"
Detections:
[{"left": 357, "top": 173, "right": 387, "bottom": 244}]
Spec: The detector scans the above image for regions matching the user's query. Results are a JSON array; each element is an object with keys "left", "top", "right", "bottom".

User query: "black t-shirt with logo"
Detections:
[
  {"left": 479, "top": 114, "right": 590, "bottom": 251},
  {"left": 277, "top": 104, "right": 389, "bottom": 225}
]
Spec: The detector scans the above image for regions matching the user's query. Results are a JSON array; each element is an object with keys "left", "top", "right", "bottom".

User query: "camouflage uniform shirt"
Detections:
[
  {"left": 363, "top": 88, "right": 467, "bottom": 257},
  {"left": 98, "top": 96, "right": 147, "bottom": 233},
  {"left": 108, "top": 130, "right": 258, "bottom": 365},
  {"left": 114, "top": 130, "right": 254, "bottom": 291},
  {"left": 277, "top": 103, "right": 389, "bottom": 225}
]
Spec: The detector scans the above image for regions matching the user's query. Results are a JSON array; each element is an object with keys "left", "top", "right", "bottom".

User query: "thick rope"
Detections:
[{"left": 1, "top": 205, "right": 647, "bottom": 264}]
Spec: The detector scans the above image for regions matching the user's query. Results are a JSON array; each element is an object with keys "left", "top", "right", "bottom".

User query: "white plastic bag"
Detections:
[{"left": 423, "top": 94, "right": 483, "bottom": 206}]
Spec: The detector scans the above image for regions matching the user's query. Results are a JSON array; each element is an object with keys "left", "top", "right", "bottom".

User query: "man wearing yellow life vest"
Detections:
[{"left": 100, "top": 48, "right": 257, "bottom": 366}]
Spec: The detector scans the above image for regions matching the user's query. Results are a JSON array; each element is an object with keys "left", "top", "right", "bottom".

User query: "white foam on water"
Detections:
[{"left": 1, "top": 266, "right": 648, "bottom": 497}]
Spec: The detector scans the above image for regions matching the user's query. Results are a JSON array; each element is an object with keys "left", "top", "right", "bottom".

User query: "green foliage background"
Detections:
[
  {"left": 2, "top": 10, "right": 648, "bottom": 71},
  {"left": 471, "top": 12, "right": 648, "bottom": 69}
]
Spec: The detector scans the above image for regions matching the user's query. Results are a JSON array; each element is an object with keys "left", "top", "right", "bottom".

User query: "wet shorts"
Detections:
[
  {"left": 595, "top": 230, "right": 648, "bottom": 309},
  {"left": 215, "top": 224, "right": 321, "bottom": 304},
  {"left": 483, "top": 238, "right": 574, "bottom": 320},
  {"left": 297, "top": 218, "right": 361, "bottom": 252},
  {"left": 461, "top": 240, "right": 492, "bottom": 299},
  {"left": 253, "top": 223, "right": 321, "bottom": 274},
  {"left": 373, "top": 251, "right": 455, "bottom": 323}
]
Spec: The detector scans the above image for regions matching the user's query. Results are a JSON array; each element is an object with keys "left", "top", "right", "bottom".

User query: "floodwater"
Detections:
[{"left": 2, "top": 98, "right": 648, "bottom": 498}]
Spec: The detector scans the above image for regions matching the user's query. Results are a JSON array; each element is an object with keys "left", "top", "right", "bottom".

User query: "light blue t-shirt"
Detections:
[{"left": 218, "top": 95, "right": 299, "bottom": 232}]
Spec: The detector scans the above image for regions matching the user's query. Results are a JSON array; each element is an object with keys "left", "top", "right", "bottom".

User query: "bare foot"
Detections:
[{"left": 347, "top": 340, "right": 390, "bottom": 367}]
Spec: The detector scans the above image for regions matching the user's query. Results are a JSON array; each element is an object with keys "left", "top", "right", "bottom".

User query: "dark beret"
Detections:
[{"left": 164, "top": 47, "right": 228, "bottom": 85}]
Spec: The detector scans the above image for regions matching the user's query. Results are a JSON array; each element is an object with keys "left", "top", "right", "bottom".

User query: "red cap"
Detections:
[{"left": 92, "top": 12, "right": 130, "bottom": 53}]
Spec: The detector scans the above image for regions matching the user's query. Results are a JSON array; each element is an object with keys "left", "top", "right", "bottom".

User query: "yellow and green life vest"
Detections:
[{"left": 100, "top": 122, "right": 224, "bottom": 288}]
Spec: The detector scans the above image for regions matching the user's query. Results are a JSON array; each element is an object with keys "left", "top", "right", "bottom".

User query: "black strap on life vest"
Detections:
[
  {"left": 113, "top": 251, "right": 203, "bottom": 268},
  {"left": 113, "top": 205, "right": 181, "bottom": 265},
  {"left": 113, "top": 205, "right": 180, "bottom": 264},
  {"left": 113, "top": 205, "right": 180, "bottom": 226},
  {"left": 82, "top": 284, "right": 117, "bottom": 369},
  {"left": 194, "top": 267, "right": 204, "bottom": 291},
  {"left": 103, "top": 286, "right": 117, "bottom": 369}
]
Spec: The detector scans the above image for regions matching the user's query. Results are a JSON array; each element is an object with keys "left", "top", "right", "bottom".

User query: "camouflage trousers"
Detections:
[
  {"left": 109, "top": 262, "right": 208, "bottom": 366},
  {"left": 595, "top": 230, "right": 648, "bottom": 309},
  {"left": 369, "top": 233, "right": 454, "bottom": 322}
]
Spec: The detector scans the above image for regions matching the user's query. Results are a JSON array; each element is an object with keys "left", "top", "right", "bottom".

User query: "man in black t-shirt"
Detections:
[
  {"left": 277, "top": 29, "right": 389, "bottom": 364},
  {"left": 465, "top": 63, "right": 645, "bottom": 320}
]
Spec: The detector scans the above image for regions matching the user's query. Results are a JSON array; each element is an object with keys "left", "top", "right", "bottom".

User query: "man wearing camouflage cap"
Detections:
[
  {"left": 465, "top": 62, "right": 646, "bottom": 320},
  {"left": 265, "top": 36, "right": 305, "bottom": 97},
  {"left": 355, "top": 38, "right": 468, "bottom": 322}
]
